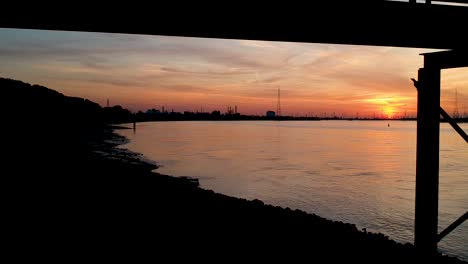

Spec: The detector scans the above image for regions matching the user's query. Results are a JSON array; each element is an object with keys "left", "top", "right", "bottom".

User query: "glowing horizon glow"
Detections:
[
  {"left": 0, "top": 28, "right": 467, "bottom": 118},
  {"left": 361, "top": 96, "right": 412, "bottom": 118}
]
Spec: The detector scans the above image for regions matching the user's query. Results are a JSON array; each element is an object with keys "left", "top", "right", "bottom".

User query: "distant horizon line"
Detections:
[
  {"left": 126, "top": 108, "right": 468, "bottom": 122},
  {"left": 111, "top": 105, "right": 467, "bottom": 120},
  {"left": 107, "top": 104, "right": 424, "bottom": 119}
]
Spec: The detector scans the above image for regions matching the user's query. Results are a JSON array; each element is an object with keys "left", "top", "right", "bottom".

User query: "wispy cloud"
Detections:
[
  {"left": 161, "top": 85, "right": 215, "bottom": 93},
  {"left": 1, "top": 28, "right": 466, "bottom": 115}
]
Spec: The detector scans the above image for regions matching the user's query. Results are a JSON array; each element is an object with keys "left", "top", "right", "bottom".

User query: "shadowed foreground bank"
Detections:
[
  {"left": 2, "top": 77, "right": 465, "bottom": 262},
  {"left": 5, "top": 127, "right": 465, "bottom": 263}
]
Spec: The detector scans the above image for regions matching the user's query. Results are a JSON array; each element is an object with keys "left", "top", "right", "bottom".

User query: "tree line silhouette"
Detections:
[{"left": 1, "top": 77, "right": 134, "bottom": 126}]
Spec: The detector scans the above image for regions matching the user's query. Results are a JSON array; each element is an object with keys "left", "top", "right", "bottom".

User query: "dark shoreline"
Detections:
[
  {"left": 5, "top": 122, "right": 466, "bottom": 262},
  {"left": 4, "top": 77, "right": 465, "bottom": 262},
  {"left": 125, "top": 118, "right": 468, "bottom": 123},
  {"left": 99, "top": 126, "right": 465, "bottom": 263}
]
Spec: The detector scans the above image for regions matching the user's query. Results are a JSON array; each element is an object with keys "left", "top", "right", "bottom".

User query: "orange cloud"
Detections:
[{"left": 1, "top": 28, "right": 467, "bottom": 117}]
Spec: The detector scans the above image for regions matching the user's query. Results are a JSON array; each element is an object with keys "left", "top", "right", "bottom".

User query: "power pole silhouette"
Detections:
[
  {"left": 453, "top": 88, "right": 459, "bottom": 118},
  {"left": 276, "top": 88, "right": 282, "bottom": 117}
]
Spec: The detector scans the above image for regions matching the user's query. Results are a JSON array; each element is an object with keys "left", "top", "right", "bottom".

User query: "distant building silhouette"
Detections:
[
  {"left": 266, "top": 111, "right": 276, "bottom": 117},
  {"left": 146, "top": 109, "right": 161, "bottom": 115},
  {"left": 227, "top": 106, "right": 236, "bottom": 115},
  {"left": 276, "top": 88, "right": 282, "bottom": 117}
]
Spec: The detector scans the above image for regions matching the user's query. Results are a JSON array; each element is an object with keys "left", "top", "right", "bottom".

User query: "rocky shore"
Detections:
[
  {"left": 4, "top": 124, "right": 465, "bottom": 263},
  {"left": 57, "top": 126, "right": 462, "bottom": 263},
  {"left": 3, "top": 77, "right": 464, "bottom": 263}
]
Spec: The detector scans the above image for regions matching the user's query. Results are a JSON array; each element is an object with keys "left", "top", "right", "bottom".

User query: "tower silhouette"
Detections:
[
  {"left": 276, "top": 88, "right": 282, "bottom": 117},
  {"left": 453, "top": 88, "right": 459, "bottom": 118}
]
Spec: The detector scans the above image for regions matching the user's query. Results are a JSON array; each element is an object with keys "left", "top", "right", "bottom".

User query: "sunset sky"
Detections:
[{"left": 0, "top": 28, "right": 467, "bottom": 117}]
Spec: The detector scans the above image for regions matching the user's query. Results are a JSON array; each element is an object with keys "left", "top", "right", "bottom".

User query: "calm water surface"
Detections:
[{"left": 117, "top": 121, "right": 467, "bottom": 260}]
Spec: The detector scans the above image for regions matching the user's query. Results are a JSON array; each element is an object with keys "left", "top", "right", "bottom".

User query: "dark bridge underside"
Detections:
[{"left": 1, "top": 1, "right": 468, "bottom": 49}]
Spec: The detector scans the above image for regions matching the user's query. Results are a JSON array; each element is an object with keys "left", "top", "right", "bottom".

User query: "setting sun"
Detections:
[
  {"left": 382, "top": 106, "right": 396, "bottom": 119},
  {"left": 361, "top": 96, "right": 412, "bottom": 118}
]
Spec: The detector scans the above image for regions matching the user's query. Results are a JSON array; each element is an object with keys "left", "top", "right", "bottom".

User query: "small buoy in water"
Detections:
[{"left": 388, "top": 123, "right": 390, "bottom": 127}]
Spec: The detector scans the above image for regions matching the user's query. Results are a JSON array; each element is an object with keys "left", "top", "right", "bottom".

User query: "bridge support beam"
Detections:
[
  {"left": 414, "top": 65, "right": 440, "bottom": 255},
  {"left": 414, "top": 49, "right": 468, "bottom": 255}
]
